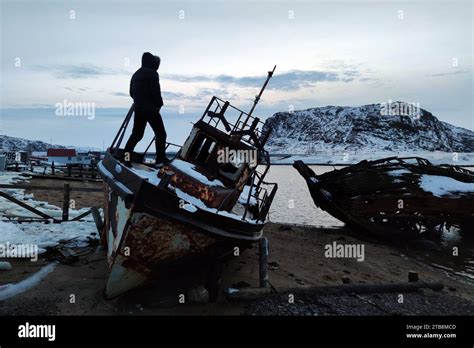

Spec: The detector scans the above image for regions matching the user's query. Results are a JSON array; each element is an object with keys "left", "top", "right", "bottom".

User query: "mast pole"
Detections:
[{"left": 247, "top": 65, "right": 276, "bottom": 117}]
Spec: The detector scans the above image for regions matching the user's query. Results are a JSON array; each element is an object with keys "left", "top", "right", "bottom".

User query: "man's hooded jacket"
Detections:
[{"left": 129, "top": 52, "right": 164, "bottom": 110}]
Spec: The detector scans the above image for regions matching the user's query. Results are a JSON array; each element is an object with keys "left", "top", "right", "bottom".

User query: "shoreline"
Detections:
[
  {"left": 1, "top": 222, "right": 473, "bottom": 315},
  {"left": 0, "top": 173, "right": 472, "bottom": 316}
]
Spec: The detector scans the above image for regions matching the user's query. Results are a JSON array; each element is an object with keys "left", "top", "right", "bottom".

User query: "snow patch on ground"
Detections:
[
  {"left": 0, "top": 220, "right": 98, "bottom": 254},
  {"left": 0, "top": 262, "right": 57, "bottom": 301},
  {"left": 0, "top": 172, "right": 99, "bottom": 252},
  {"left": 0, "top": 172, "right": 93, "bottom": 220}
]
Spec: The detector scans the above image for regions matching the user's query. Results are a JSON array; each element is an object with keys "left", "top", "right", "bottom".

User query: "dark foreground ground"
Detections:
[{"left": 1, "top": 222, "right": 474, "bottom": 316}]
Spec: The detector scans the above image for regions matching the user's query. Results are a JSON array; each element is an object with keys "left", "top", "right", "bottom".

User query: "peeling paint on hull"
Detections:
[{"left": 103, "top": 184, "right": 231, "bottom": 298}]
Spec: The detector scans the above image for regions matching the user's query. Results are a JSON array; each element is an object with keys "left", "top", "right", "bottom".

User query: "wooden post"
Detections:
[
  {"left": 62, "top": 183, "right": 70, "bottom": 221},
  {"left": 259, "top": 237, "right": 269, "bottom": 288},
  {"left": 67, "top": 165, "right": 72, "bottom": 177},
  {"left": 408, "top": 271, "right": 419, "bottom": 283},
  {"left": 91, "top": 207, "right": 104, "bottom": 233},
  {"left": 51, "top": 161, "right": 55, "bottom": 175}
]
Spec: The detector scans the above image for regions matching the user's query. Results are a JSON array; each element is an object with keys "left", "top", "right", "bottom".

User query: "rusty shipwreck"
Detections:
[
  {"left": 98, "top": 67, "right": 278, "bottom": 298},
  {"left": 294, "top": 157, "right": 474, "bottom": 239}
]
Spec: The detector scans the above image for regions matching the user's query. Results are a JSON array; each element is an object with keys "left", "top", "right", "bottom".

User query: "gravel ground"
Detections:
[
  {"left": 246, "top": 289, "right": 474, "bottom": 316},
  {"left": 2, "top": 222, "right": 474, "bottom": 315}
]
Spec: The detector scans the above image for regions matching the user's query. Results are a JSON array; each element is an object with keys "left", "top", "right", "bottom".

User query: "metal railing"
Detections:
[
  {"left": 200, "top": 97, "right": 271, "bottom": 151},
  {"left": 109, "top": 104, "right": 182, "bottom": 160},
  {"left": 240, "top": 163, "right": 278, "bottom": 222}
]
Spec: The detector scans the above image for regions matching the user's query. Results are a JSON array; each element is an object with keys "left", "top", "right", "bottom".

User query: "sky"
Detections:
[{"left": 0, "top": 0, "right": 473, "bottom": 149}]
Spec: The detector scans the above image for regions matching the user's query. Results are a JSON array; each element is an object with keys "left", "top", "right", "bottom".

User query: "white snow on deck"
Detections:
[
  {"left": 128, "top": 161, "right": 257, "bottom": 222},
  {"left": 174, "top": 187, "right": 258, "bottom": 224},
  {"left": 387, "top": 169, "right": 411, "bottom": 176},
  {"left": 419, "top": 175, "right": 474, "bottom": 197},
  {"left": 130, "top": 164, "right": 161, "bottom": 185},
  {"left": 239, "top": 185, "right": 258, "bottom": 206},
  {"left": 171, "top": 159, "right": 224, "bottom": 187},
  {"left": 130, "top": 160, "right": 225, "bottom": 187}
]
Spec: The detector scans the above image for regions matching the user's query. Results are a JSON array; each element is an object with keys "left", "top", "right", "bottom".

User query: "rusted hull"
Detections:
[
  {"left": 103, "top": 185, "right": 249, "bottom": 298},
  {"left": 99, "top": 155, "right": 262, "bottom": 298},
  {"left": 294, "top": 157, "right": 474, "bottom": 239}
]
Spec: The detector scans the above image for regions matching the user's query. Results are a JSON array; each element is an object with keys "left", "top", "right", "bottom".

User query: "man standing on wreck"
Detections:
[{"left": 123, "top": 52, "right": 168, "bottom": 167}]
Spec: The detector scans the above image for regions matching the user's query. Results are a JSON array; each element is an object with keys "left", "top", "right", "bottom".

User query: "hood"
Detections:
[{"left": 141, "top": 52, "right": 160, "bottom": 70}]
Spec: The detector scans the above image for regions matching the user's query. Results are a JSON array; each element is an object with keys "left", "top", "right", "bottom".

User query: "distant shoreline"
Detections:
[{"left": 268, "top": 152, "right": 474, "bottom": 167}]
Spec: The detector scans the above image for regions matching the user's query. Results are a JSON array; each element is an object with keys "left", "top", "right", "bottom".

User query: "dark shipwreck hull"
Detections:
[
  {"left": 294, "top": 157, "right": 474, "bottom": 239},
  {"left": 98, "top": 153, "right": 265, "bottom": 298},
  {"left": 97, "top": 67, "right": 278, "bottom": 298}
]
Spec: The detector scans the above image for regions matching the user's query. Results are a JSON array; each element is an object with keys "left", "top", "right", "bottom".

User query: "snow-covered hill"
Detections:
[
  {"left": 263, "top": 102, "right": 474, "bottom": 154},
  {"left": 0, "top": 135, "right": 64, "bottom": 152},
  {"left": 0, "top": 135, "right": 99, "bottom": 152}
]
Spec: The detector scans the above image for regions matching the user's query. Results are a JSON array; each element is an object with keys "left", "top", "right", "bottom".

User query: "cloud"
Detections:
[
  {"left": 323, "top": 60, "right": 362, "bottom": 71},
  {"left": 64, "top": 86, "right": 91, "bottom": 93},
  {"left": 111, "top": 91, "right": 128, "bottom": 97},
  {"left": 33, "top": 64, "right": 129, "bottom": 79},
  {"left": 342, "top": 70, "right": 361, "bottom": 78},
  {"left": 163, "top": 70, "right": 344, "bottom": 91},
  {"left": 162, "top": 91, "right": 188, "bottom": 99},
  {"left": 161, "top": 89, "right": 236, "bottom": 103},
  {"left": 431, "top": 70, "right": 469, "bottom": 77},
  {"left": 194, "top": 88, "right": 238, "bottom": 100},
  {"left": 36, "top": 63, "right": 373, "bottom": 93}
]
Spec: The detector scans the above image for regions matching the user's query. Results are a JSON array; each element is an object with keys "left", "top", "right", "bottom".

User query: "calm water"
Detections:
[
  {"left": 264, "top": 165, "right": 474, "bottom": 281},
  {"left": 265, "top": 165, "right": 343, "bottom": 227}
]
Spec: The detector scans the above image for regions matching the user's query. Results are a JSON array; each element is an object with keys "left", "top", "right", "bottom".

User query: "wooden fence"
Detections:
[
  {"left": 25, "top": 162, "right": 102, "bottom": 182},
  {"left": 0, "top": 183, "right": 102, "bottom": 224}
]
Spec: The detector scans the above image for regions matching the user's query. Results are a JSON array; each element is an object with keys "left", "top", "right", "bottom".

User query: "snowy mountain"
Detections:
[
  {"left": 0, "top": 135, "right": 99, "bottom": 152},
  {"left": 263, "top": 102, "right": 474, "bottom": 154},
  {"left": 0, "top": 135, "right": 65, "bottom": 152}
]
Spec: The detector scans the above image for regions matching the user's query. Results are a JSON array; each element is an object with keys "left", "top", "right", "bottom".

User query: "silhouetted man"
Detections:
[{"left": 124, "top": 52, "right": 167, "bottom": 167}]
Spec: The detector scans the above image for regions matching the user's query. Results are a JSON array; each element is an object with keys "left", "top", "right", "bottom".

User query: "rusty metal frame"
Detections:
[{"left": 294, "top": 157, "right": 474, "bottom": 239}]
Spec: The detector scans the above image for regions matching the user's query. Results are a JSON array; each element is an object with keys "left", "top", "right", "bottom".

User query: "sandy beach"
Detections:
[{"left": 2, "top": 211, "right": 474, "bottom": 315}]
